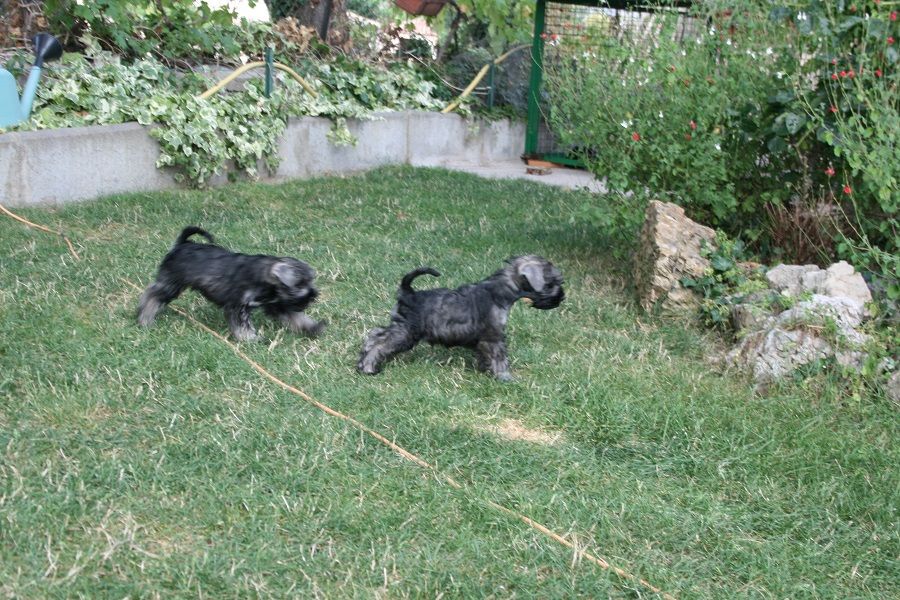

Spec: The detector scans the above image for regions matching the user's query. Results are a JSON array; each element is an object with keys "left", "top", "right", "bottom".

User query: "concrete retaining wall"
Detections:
[{"left": 0, "top": 111, "right": 525, "bottom": 207}]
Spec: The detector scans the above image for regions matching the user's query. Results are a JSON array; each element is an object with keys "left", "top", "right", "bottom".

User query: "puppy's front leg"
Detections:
[
  {"left": 476, "top": 339, "right": 512, "bottom": 381},
  {"left": 226, "top": 305, "right": 259, "bottom": 342},
  {"left": 277, "top": 309, "right": 326, "bottom": 337}
]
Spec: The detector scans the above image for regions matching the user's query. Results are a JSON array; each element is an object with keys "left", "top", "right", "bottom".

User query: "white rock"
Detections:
[
  {"left": 765, "top": 264, "right": 821, "bottom": 296},
  {"left": 727, "top": 294, "right": 869, "bottom": 385},
  {"left": 806, "top": 260, "right": 872, "bottom": 308}
]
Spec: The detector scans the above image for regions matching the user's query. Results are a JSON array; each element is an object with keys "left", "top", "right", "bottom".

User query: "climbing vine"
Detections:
[{"left": 13, "top": 52, "right": 444, "bottom": 186}]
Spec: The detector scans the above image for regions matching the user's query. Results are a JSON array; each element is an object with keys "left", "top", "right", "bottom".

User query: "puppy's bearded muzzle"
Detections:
[
  {"left": 288, "top": 286, "right": 318, "bottom": 310},
  {"left": 530, "top": 288, "right": 565, "bottom": 310}
]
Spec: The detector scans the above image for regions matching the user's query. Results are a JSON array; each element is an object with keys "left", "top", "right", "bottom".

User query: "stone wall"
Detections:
[{"left": 0, "top": 112, "right": 525, "bottom": 207}]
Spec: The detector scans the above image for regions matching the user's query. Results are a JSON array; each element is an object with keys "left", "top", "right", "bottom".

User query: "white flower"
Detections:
[
  {"left": 797, "top": 11, "right": 808, "bottom": 21},
  {"left": 658, "top": 111, "right": 664, "bottom": 119},
  {"left": 681, "top": 49, "right": 687, "bottom": 56},
  {"left": 726, "top": 39, "right": 732, "bottom": 46},
  {"left": 766, "top": 47, "right": 774, "bottom": 56},
  {"left": 620, "top": 120, "right": 629, "bottom": 128},
  {"left": 715, "top": 143, "right": 722, "bottom": 151},
  {"left": 695, "top": 38, "right": 702, "bottom": 44},
  {"left": 709, "top": 26, "right": 716, "bottom": 35},
  {"left": 776, "top": 71, "right": 784, "bottom": 79}
]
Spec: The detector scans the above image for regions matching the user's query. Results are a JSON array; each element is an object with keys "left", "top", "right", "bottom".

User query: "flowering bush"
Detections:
[
  {"left": 544, "top": 0, "right": 898, "bottom": 303},
  {"left": 772, "top": 1, "right": 899, "bottom": 302},
  {"left": 545, "top": 2, "right": 796, "bottom": 228}
]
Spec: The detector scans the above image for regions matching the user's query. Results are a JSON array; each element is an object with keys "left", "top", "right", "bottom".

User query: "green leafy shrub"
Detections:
[
  {"left": 544, "top": 2, "right": 797, "bottom": 230},
  {"left": 680, "top": 233, "right": 768, "bottom": 329},
  {"left": 18, "top": 51, "right": 444, "bottom": 186},
  {"left": 770, "top": 1, "right": 899, "bottom": 303},
  {"left": 545, "top": 1, "right": 897, "bottom": 316},
  {"left": 42, "top": 0, "right": 255, "bottom": 63}
]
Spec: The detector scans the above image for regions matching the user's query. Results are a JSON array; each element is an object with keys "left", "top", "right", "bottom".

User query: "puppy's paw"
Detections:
[
  {"left": 495, "top": 372, "right": 514, "bottom": 382},
  {"left": 356, "top": 359, "right": 380, "bottom": 375},
  {"left": 306, "top": 319, "right": 327, "bottom": 338},
  {"left": 232, "top": 329, "right": 260, "bottom": 343}
]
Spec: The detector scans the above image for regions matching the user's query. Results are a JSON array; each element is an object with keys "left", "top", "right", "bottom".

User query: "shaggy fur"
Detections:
[
  {"left": 137, "top": 226, "right": 324, "bottom": 341},
  {"left": 358, "top": 256, "right": 564, "bottom": 380}
]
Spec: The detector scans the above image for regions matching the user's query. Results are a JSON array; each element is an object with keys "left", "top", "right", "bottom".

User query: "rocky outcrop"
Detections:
[
  {"left": 634, "top": 200, "right": 716, "bottom": 312},
  {"left": 727, "top": 294, "right": 869, "bottom": 385},
  {"left": 632, "top": 201, "right": 883, "bottom": 388},
  {"left": 765, "top": 261, "right": 872, "bottom": 309}
]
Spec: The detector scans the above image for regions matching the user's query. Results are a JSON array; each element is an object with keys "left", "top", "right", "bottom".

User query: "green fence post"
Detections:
[
  {"left": 487, "top": 63, "right": 496, "bottom": 109},
  {"left": 264, "top": 47, "right": 274, "bottom": 98},
  {"left": 524, "top": 0, "right": 546, "bottom": 157}
]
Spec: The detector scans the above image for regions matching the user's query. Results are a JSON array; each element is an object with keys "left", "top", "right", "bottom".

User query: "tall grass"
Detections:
[{"left": 0, "top": 167, "right": 896, "bottom": 597}]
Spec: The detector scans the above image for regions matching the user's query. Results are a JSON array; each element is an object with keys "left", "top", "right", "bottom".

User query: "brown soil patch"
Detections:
[{"left": 480, "top": 418, "right": 563, "bottom": 446}]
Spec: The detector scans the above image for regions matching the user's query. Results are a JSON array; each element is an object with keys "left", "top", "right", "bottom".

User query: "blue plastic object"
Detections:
[{"left": 0, "top": 33, "right": 62, "bottom": 128}]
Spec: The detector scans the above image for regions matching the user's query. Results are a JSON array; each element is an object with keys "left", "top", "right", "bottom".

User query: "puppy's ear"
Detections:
[
  {"left": 519, "top": 262, "right": 545, "bottom": 291},
  {"left": 271, "top": 261, "right": 300, "bottom": 287}
]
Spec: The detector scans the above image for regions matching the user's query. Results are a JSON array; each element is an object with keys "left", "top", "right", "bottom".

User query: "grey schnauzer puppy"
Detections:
[
  {"left": 357, "top": 255, "right": 564, "bottom": 380},
  {"left": 137, "top": 226, "right": 325, "bottom": 341}
]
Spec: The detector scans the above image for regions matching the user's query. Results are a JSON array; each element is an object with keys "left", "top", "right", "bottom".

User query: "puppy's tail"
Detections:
[
  {"left": 400, "top": 267, "right": 440, "bottom": 293},
  {"left": 175, "top": 226, "right": 214, "bottom": 245}
]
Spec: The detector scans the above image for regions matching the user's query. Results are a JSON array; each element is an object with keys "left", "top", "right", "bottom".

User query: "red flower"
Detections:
[
  {"left": 831, "top": 58, "right": 838, "bottom": 65},
  {"left": 830, "top": 105, "right": 838, "bottom": 113},
  {"left": 550, "top": 34, "right": 559, "bottom": 41},
  {"left": 825, "top": 166, "right": 835, "bottom": 177},
  {"left": 850, "top": 5, "right": 857, "bottom": 12},
  {"left": 540, "top": 33, "right": 548, "bottom": 40},
  {"left": 889, "top": 36, "right": 896, "bottom": 45},
  {"left": 632, "top": 132, "right": 641, "bottom": 142},
  {"left": 875, "top": 68, "right": 883, "bottom": 77},
  {"left": 892, "top": 12, "right": 897, "bottom": 22},
  {"left": 843, "top": 185, "right": 852, "bottom": 195},
  {"left": 685, "top": 133, "right": 692, "bottom": 141},
  {"left": 840, "top": 70, "right": 847, "bottom": 77},
  {"left": 831, "top": 73, "right": 839, "bottom": 80},
  {"left": 689, "top": 120, "right": 697, "bottom": 130},
  {"left": 848, "top": 69, "right": 855, "bottom": 78}
]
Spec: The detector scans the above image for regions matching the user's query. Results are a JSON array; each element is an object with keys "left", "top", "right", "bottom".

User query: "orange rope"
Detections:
[
  {"left": 0, "top": 203, "right": 80, "bottom": 260},
  {"left": 122, "top": 278, "right": 675, "bottom": 600}
]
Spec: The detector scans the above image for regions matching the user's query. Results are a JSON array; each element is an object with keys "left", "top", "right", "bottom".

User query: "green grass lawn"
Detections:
[{"left": 1, "top": 167, "right": 897, "bottom": 598}]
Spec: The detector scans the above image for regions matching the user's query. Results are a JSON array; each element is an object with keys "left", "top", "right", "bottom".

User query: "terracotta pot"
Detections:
[{"left": 394, "top": 0, "right": 448, "bottom": 17}]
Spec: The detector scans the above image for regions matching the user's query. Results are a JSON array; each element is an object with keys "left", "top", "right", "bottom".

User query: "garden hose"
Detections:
[
  {"left": 441, "top": 44, "right": 530, "bottom": 114},
  {"left": 198, "top": 61, "right": 318, "bottom": 99}
]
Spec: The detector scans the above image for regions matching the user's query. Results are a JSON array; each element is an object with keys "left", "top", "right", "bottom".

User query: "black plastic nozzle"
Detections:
[{"left": 32, "top": 33, "right": 62, "bottom": 68}]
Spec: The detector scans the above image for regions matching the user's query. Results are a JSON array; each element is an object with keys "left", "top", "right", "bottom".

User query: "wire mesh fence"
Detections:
[{"left": 526, "top": 1, "right": 699, "bottom": 165}]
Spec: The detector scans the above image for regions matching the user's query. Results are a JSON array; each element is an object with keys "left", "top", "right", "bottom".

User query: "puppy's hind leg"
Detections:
[
  {"left": 357, "top": 325, "right": 417, "bottom": 375},
  {"left": 137, "top": 281, "right": 184, "bottom": 327}
]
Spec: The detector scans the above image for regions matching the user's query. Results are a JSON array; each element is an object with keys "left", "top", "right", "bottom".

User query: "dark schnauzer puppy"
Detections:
[
  {"left": 137, "top": 226, "right": 325, "bottom": 341},
  {"left": 357, "top": 255, "right": 564, "bottom": 380}
]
